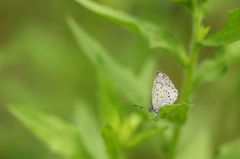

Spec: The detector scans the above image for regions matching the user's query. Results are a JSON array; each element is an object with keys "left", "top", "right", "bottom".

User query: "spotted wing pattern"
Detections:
[{"left": 151, "top": 72, "right": 178, "bottom": 114}]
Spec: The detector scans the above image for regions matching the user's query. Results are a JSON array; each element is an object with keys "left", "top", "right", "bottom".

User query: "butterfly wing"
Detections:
[{"left": 151, "top": 72, "right": 178, "bottom": 112}]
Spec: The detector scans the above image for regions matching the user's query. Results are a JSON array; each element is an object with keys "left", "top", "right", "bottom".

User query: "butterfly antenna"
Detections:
[{"left": 134, "top": 105, "right": 151, "bottom": 109}]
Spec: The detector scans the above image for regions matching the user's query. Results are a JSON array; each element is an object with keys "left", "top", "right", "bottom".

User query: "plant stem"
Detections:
[
  {"left": 168, "top": 2, "right": 203, "bottom": 159},
  {"left": 180, "top": 43, "right": 200, "bottom": 102},
  {"left": 168, "top": 124, "right": 180, "bottom": 159},
  {"left": 181, "top": 2, "right": 202, "bottom": 102}
]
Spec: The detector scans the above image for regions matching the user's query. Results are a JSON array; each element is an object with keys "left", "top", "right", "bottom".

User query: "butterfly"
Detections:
[{"left": 134, "top": 71, "right": 178, "bottom": 117}]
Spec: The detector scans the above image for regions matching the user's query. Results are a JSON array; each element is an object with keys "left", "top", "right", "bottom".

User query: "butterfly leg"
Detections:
[{"left": 153, "top": 110, "right": 159, "bottom": 121}]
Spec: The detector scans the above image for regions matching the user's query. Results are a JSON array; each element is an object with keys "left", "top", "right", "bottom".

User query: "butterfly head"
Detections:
[
  {"left": 148, "top": 107, "right": 158, "bottom": 114},
  {"left": 148, "top": 107, "right": 159, "bottom": 120}
]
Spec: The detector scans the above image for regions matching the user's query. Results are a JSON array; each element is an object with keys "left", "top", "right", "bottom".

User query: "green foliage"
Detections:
[
  {"left": 6, "top": 0, "right": 240, "bottom": 159},
  {"left": 167, "top": 0, "right": 211, "bottom": 13},
  {"left": 158, "top": 102, "right": 191, "bottom": 124},
  {"left": 74, "top": 0, "right": 188, "bottom": 68},
  {"left": 124, "top": 126, "right": 167, "bottom": 149},
  {"left": 67, "top": 16, "right": 191, "bottom": 123},
  {"left": 194, "top": 41, "right": 240, "bottom": 89},
  {"left": 101, "top": 125, "right": 122, "bottom": 159},
  {"left": 158, "top": 103, "right": 190, "bottom": 118},
  {"left": 67, "top": 17, "right": 153, "bottom": 106},
  {"left": 73, "top": 101, "right": 108, "bottom": 159},
  {"left": 168, "top": 0, "right": 191, "bottom": 4},
  {"left": 67, "top": 16, "right": 178, "bottom": 159},
  {"left": 66, "top": 9, "right": 192, "bottom": 159},
  {"left": 8, "top": 104, "right": 93, "bottom": 159},
  {"left": 97, "top": 69, "right": 124, "bottom": 129},
  {"left": 201, "top": 8, "right": 240, "bottom": 46},
  {"left": 167, "top": 0, "right": 192, "bottom": 10},
  {"left": 217, "top": 138, "right": 240, "bottom": 159}
]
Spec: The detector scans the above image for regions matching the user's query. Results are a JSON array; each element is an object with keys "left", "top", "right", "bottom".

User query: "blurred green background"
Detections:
[{"left": 1, "top": 0, "right": 240, "bottom": 159}]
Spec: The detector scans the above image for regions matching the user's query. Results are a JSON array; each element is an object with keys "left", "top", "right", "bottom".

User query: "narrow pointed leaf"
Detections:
[
  {"left": 118, "top": 113, "right": 143, "bottom": 145},
  {"left": 73, "top": 101, "right": 109, "bottom": 159},
  {"left": 101, "top": 125, "right": 121, "bottom": 159},
  {"left": 194, "top": 41, "right": 240, "bottom": 88},
  {"left": 67, "top": 17, "right": 148, "bottom": 105},
  {"left": 139, "top": 57, "right": 156, "bottom": 98},
  {"left": 74, "top": 0, "right": 188, "bottom": 67},
  {"left": 201, "top": 8, "right": 240, "bottom": 46},
  {"left": 8, "top": 104, "right": 93, "bottom": 159},
  {"left": 97, "top": 69, "right": 123, "bottom": 129},
  {"left": 124, "top": 126, "right": 167, "bottom": 149}
]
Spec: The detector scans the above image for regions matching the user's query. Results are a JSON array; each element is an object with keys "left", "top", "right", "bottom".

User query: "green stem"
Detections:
[
  {"left": 180, "top": 43, "right": 200, "bottom": 102},
  {"left": 168, "top": 124, "right": 180, "bottom": 159},
  {"left": 180, "top": 1, "right": 202, "bottom": 102},
  {"left": 168, "top": 2, "right": 203, "bottom": 159}
]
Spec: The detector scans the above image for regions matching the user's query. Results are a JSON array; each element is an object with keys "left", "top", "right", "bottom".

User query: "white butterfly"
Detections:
[{"left": 135, "top": 71, "right": 178, "bottom": 117}]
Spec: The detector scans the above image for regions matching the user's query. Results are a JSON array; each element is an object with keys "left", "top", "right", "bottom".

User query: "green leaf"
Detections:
[
  {"left": 158, "top": 102, "right": 191, "bottom": 118},
  {"left": 74, "top": 0, "right": 188, "bottom": 68},
  {"left": 201, "top": 8, "right": 240, "bottom": 46},
  {"left": 101, "top": 125, "right": 121, "bottom": 159},
  {"left": 124, "top": 126, "right": 167, "bottom": 149},
  {"left": 168, "top": 0, "right": 192, "bottom": 9},
  {"left": 217, "top": 138, "right": 240, "bottom": 159},
  {"left": 197, "top": 25, "right": 211, "bottom": 41},
  {"left": 193, "top": 41, "right": 240, "bottom": 88},
  {"left": 139, "top": 57, "right": 156, "bottom": 98},
  {"left": 167, "top": 0, "right": 210, "bottom": 13},
  {"left": 168, "top": 0, "right": 190, "bottom": 3},
  {"left": 8, "top": 104, "right": 93, "bottom": 159},
  {"left": 97, "top": 69, "right": 123, "bottom": 129},
  {"left": 157, "top": 102, "right": 191, "bottom": 124},
  {"left": 67, "top": 17, "right": 150, "bottom": 105},
  {"left": 118, "top": 113, "right": 143, "bottom": 146},
  {"left": 73, "top": 101, "right": 109, "bottom": 159}
]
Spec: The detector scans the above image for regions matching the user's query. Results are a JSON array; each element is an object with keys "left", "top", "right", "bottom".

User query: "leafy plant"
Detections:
[{"left": 8, "top": 0, "right": 240, "bottom": 159}]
